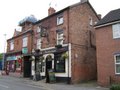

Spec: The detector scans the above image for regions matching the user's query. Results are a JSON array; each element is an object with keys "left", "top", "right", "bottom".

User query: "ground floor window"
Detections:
[
  {"left": 7, "top": 60, "right": 22, "bottom": 72},
  {"left": 115, "top": 54, "right": 120, "bottom": 74},
  {"left": 54, "top": 53, "right": 65, "bottom": 72}
]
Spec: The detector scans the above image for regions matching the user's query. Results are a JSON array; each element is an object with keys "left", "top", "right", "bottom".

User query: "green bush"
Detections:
[{"left": 110, "top": 84, "right": 120, "bottom": 90}]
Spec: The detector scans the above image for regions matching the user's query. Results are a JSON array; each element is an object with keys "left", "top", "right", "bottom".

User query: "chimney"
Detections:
[
  {"left": 48, "top": 7, "right": 56, "bottom": 15},
  {"left": 81, "top": 0, "right": 88, "bottom": 3},
  {"left": 98, "top": 14, "right": 102, "bottom": 19}
]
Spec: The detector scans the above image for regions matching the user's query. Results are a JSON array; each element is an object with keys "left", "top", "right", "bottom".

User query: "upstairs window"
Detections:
[
  {"left": 36, "top": 38, "right": 41, "bottom": 49},
  {"left": 57, "top": 16, "right": 63, "bottom": 25},
  {"left": 10, "top": 40, "right": 14, "bottom": 50},
  {"left": 112, "top": 23, "right": 120, "bottom": 39},
  {"left": 115, "top": 54, "right": 120, "bottom": 74},
  {"left": 22, "top": 36, "right": 28, "bottom": 47},
  {"left": 57, "top": 30, "right": 64, "bottom": 45},
  {"left": 37, "top": 26, "right": 41, "bottom": 33}
]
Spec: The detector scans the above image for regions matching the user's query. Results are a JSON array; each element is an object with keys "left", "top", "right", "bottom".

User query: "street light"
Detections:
[{"left": 2, "top": 34, "right": 6, "bottom": 70}]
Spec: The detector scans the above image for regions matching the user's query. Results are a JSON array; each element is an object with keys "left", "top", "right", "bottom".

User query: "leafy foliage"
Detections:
[
  {"left": 0, "top": 53, "right": 3, "bottom": 61},
  {"left": 110, "top": 84, "right": 120, "bottom": 90}
]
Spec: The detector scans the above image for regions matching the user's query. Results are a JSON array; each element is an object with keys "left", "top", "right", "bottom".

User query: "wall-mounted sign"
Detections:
[
  {"left": 7, "top": 56, "right": 17, "bottom": 61},
  {"left": 22, "top": 47, "right": 28, "bottom": 54}
]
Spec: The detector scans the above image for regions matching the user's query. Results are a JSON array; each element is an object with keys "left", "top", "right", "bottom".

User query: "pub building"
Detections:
[
  {"left": 31, "top": 0, "right": 99, "bottom": 84},
  {"left": 31, "top": 45, "right": 70, "bottom": 83}
]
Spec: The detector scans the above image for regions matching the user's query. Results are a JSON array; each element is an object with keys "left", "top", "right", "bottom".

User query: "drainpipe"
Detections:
[{"left": 67, "top": 8, "right": 70, "bottom": 84}]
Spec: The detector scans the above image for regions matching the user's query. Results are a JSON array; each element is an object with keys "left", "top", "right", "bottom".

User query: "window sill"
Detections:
[{"left": 57, "top": 23, "right": 64, "bottom": 26}]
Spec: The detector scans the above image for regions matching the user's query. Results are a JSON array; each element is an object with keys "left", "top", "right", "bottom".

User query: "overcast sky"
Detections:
[{"left": 0, "top": 0, "right": 120, "bottom": 53}]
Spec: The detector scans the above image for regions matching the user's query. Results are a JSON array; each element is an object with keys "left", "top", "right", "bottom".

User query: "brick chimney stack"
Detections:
[
  {"left": 98, "top": 14, "right": 102, "bottom": 19},
  {"left": 48, "top": 7, "right": 56, "bottom": 15}
]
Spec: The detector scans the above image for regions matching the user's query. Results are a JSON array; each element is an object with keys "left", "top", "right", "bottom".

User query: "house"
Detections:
[
  {"left": 95, "top": 8, "right": 120, "bottom": 86},
  {"left": 32, "top": 0, "right": 99, "bottom": 83},
  {"left": 5, "top": 15, "right": 37, "bottom": 77}
]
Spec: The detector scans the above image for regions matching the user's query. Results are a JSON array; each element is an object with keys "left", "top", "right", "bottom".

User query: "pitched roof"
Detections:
[
  {"left": 96, "top": 8, "right": 120, "bottom": 26},
  {"left": 13, "top": 29, "right": 21, "bottom": 37},
  {"left": 35, "top": 0, "right": 99, "bottom": 24}
]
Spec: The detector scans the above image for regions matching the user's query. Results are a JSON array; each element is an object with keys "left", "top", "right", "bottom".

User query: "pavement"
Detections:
[
  {"left": 0, "top": 71, "right": 109, "bottom": 90},
  {"left": 22, "top": 78, "right": 109, "bottom": 90}
]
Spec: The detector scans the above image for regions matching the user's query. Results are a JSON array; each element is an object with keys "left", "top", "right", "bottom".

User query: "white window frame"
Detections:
[
  {"left": 112, "top": 23, "right": 120, "bottom": 39},
  {"left": 22, "top": 36, "right": 28, "bottom": 47},
  {"left": 10, "top": 40, "right": 14, "bottom": 50},
  {"left": 37, "top": 27, "right": 41, "bottom": 33},
  {"left": 57, "top": 16, "right": 63, "bottom": 25},
  {"left": 57, "top": 32, "right": 64, "bottom": 45},
  {"left": 36, "top": 38, "right": 42, "bottom": 49},
  {"left": 114, "top": 54, "right": 120, "bottom": 74}
]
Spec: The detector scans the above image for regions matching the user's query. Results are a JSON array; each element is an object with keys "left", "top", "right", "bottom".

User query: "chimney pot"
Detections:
[{"left": 48, "top": 7, "right": 56, "bottom": 16}]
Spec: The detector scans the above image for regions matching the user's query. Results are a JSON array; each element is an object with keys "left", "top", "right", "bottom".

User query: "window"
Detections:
[
  {"left": 10, "top": 40, "right": 14, "bottom": 50},
  {"left": 115, "top": 54, "right": 120, "bottom": 74},
  {"left": 57, "top": 16, "right": 63, "bottom": 25},
  {"left": 54, "top": 54, "right": 65, "bottom": 72},
  {"left": 37, "top": 27, "right": 41, "bottom": 33},
  {"left": 112, "top": 24, "right": 120, "bottom": 39},
  {"left": 36, "top": 38, "right": 41, "bottom": 49},
  {"left": 57, "top": 32, "right": 64, "bottom": 45},
  {"left": 89, "top": 17, "right": 93, "bottom": 26},
  {"left": 22, "top": 36, "right": 28, "bottom": 47}
]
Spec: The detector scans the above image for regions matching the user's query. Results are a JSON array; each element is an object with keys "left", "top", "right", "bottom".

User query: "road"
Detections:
[
  {"left": 0, "top": 75, "right": 45, "bottom": 90},
  {"left": 0, "top": 75, "right": 109, "bottom": 90}
]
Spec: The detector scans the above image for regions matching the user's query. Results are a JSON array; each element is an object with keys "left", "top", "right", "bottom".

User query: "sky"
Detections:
[{"left": 0, "top": 0, "right": 120, "bottom": 53}]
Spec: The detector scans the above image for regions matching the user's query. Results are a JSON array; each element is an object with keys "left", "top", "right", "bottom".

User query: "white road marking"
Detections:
[
  {"left": 26, "top": 84, "right": 42, "bottom": 89},
  {"left": 0, "top": 84, "right": 9, "bottom": 88}
]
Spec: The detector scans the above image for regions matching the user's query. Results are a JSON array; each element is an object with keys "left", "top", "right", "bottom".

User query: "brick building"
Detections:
[
  {"left": 32, "top": 0, "right": 99, "bottom": 83},
  {"left": 5, "top": 15, "right": 37, "bottom": 77},
  {"left": 95, "top": 9, "right": 120, "bottom": 86}
]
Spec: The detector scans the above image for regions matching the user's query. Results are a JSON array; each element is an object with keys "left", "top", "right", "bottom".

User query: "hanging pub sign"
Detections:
[{"left": 40, "top": 26, "right": 48, "bottom": 37}]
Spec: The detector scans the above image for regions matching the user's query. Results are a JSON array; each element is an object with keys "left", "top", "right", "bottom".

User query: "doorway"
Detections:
[
  {"left": 45, "top": 55, "right": 53, "bottom": 83},
  {"left": 23, "top": 56, "right": 31, "bottom": 77}
]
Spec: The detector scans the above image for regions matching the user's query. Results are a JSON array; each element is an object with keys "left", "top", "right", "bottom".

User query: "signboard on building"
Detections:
[
  {"left": 7, "top": 56, "right": 17, "bottom": 61},
  {"left": 22, "top": 47, "right": 28, "bottom": 54}
]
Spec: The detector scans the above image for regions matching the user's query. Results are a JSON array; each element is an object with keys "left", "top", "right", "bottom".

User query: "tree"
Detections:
[{"left": 0, "top": 53, "right": 3, "bottom": 61}]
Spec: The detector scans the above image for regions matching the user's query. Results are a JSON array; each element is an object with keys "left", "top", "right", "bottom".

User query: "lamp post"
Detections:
[{"left": 3, "top": 34, "right": 6, "bottom": 70}]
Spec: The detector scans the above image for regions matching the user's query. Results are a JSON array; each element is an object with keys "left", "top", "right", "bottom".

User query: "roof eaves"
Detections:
[
  {"left": 35, "top": 7, "right": 69, "bottom": 25},
  {"left": 7, "top": 30, "right": 33, "bottom": 41},
  {"left": 95, "top": 20, "right": 120, "bottom": 29}
]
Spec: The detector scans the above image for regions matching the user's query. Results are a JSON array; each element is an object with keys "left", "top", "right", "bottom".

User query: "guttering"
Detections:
[{"left": 95, "top": 20, "right": 120, "bottom": 29}]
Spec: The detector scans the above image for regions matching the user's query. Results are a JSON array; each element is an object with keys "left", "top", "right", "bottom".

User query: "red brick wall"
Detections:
[
  {"left": 33, "top": 2, "right": 99, "bottom": 84},
  {"left": 34, "top": 10, "right": 69, "bottom": 49},
  {"left": 96, "top": 25, "right": 120, "bottom": 86},
  {"left": 69, "top": 3, "right": 99, "bottom": 83},
  {"left": 7, "top": 31, "right": 33, "bottom": 54}
]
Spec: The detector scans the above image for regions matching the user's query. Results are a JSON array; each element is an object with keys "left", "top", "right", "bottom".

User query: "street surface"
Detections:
[
  {"left": 0, "top": 75, "right": 109, "bottom": 90},
  {"left": 0, "top": 75, "right": 45, "bottom": 90}
]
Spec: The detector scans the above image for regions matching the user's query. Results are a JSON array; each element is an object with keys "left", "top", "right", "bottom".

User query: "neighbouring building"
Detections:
[
  {"left": 5, "top": 15, "right": 37, "bottom": 77},
  {"left": 95, "top": 8, "right": 120, "bottom": 86},
  {"left": 31, "top": 0, "right": 100, "bottom": 83}
]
